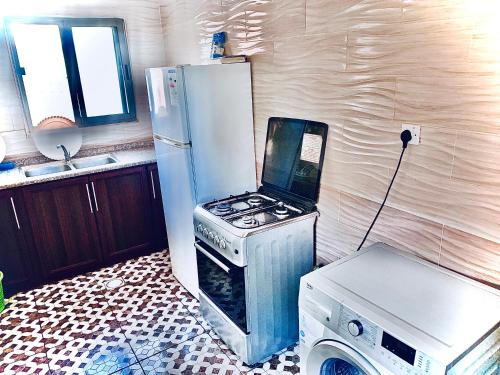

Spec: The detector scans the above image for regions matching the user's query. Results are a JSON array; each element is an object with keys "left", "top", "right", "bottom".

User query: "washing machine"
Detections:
[{"left": 299, "top": 243, "right": 500, "bottom": 375}]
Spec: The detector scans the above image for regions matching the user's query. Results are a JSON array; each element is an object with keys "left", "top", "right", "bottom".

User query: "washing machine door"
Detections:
[{"left": 306, "top": 340, "right": 381, "bottom": 375}]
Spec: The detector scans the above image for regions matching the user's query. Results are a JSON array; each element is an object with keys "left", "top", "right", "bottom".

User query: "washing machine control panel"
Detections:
[{"left": 337, "top": 305, "right": 440, "bottom": 374}]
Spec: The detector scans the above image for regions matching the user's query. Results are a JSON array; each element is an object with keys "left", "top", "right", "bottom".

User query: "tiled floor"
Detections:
[{"left": 0, "top": 251, "right": 301, "bottom": 375}]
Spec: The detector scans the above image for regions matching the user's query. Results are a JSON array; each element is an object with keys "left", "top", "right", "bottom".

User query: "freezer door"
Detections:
[
  {"left": 184, "top": 63, "right": 257, "bottom": 203},
  {"left": 146, "top": 67, "right": 190, "bottom": 143},
  {"left": 154, "top": 138, "right": 199, "bottom": 297}
]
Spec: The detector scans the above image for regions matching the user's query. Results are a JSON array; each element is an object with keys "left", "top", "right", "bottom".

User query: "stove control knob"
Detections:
[
  {"left": 208, "top": 232, "right": 214, "bottom": 240},
  {"left": 348, "top": 320, "right": 363, "bottom": 337},
  {"left": 219, "top": 240, "right": 226, "bottom": 249},
  {"left": 197, "top": 224, "right": 203, "bottom": 232},
  {"left": 214, "top": 236, "right": 220, "bottom": 245},
  {"left": 203, "top": 228, "right": 209, "bottom": 237}
]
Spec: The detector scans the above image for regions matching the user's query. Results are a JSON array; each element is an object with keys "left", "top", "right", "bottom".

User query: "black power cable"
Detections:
[{"left": 356, "top": 130, "right": 413, "bottom": 252}]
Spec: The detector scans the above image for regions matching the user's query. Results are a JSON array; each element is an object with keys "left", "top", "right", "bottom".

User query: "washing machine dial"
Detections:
[{"left": 348, "top": 320, "right": 363, "bottom": 337}]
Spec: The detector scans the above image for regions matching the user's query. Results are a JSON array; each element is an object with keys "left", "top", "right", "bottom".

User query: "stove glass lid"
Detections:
[{"left": 261, "top": 117, "right": 328, "bottom": 203}]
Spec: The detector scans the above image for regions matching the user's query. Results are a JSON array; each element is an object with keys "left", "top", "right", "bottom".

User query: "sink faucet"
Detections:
[{"left": 57, "top": 144, "right": 71, "bottom": 163}]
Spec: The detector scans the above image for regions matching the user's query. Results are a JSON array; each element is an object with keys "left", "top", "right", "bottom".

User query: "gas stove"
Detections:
[
  {"left": 193, "top": 117, "right": 329, "bottom": 365},
  {"left": 204, "top": 192, "right": 304, "bottom": 229}
]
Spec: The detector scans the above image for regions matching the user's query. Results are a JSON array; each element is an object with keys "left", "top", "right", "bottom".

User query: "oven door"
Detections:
[{"left": 195, "top": 240, "right": 248, "bottom": 333}]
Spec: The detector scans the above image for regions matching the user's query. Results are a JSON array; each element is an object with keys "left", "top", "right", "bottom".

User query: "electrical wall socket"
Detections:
[{"left": 402, "top": 124, "right": 421, "bottom": 145}]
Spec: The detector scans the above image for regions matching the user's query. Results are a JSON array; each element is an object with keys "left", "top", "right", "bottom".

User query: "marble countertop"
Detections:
[{"left": 0, "top": 147, "right": 156, "bottom": 191}]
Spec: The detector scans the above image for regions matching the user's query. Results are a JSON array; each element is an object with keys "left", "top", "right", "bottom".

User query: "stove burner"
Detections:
[
  {"left": 274, "top": 202, "right": 289, "bottom": 217},
  {"left": 213, "top": 203, "right": 232, "bottom": 215},
  {"left": 248, "top": 197, "right": 264, "bottom": 207},
  {"left": 242, "top": 215, "right": 256, "bottom": 225},
  {"left": 233, "top": 214, "right": 259, "bottom": 229}
]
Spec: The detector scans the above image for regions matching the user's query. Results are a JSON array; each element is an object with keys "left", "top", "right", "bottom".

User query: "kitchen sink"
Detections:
[
  {"left": 23, "top": 154, "right": 119, "bottom": 178},
  {"left": 24, "top": 164, "right": 72, "bottom": 178},
  {"left": 72, "top": 155, "right": 117, "bottom": 169}
]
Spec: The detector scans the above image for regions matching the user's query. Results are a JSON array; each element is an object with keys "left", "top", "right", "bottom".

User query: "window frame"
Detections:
[{"left": 4, "top": 16, "right": 136, "bottom": 128}]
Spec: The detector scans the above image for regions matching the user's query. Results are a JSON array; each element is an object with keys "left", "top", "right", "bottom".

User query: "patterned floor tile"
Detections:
[
  {"left": 205, "top": 330, "right": 273, "bottom": 374},
  {"left": 0, "top": 249, "right": 306, "bottom": 375},
  {"left": 178, "top": 296, "right": 211, "bottom": 332},
  {"left": 0, "top": 352, "right": 50, "bottom": 375},
  {"left": 47, "top": 333, "right": 136, "bottom": 374},
  {"left": 262, "top": 345, "right": 301, "bottom": 375},
  {"left": 122, "top": 306, "right": 206, "bottom": 360},
  {"left": 139, "top": 333, "right": 242, "bottom": 375},
  {"left": 0, "top": 308, "right": 47, "bottom": 364}
]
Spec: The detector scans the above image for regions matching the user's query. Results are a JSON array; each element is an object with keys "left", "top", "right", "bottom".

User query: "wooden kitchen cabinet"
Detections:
[
  {"left": 90, "top": 166, "right": 154, "bottom": 264},
  {"left": 148, "top": 164, "right": 168, "bottom": 250},
  {"left": 8, "top": 162, "right": 166, "bottom": 286},
  {"left": 0, "top": 189, "right": 39, "bottom": 297},
  {"left": 22, "top": 177, "right": 102, "bottom": 281}
]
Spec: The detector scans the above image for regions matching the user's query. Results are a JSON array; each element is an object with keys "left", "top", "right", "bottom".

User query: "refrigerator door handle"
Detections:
[{"left": 154, "top": 134, "right": 191, "bottom": 149}]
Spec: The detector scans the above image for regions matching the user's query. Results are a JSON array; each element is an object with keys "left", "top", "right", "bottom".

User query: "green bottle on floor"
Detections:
[{"left": 0, "top": 271, "right": 4, "bottom": 313}]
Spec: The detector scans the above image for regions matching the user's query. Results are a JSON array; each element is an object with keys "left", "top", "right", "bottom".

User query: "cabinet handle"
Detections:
[
  {"left": 150, "top": 171, "right": 156, "bottom": 199},
  {"left": 85, "top": 184, "right": 94, "bottom": 214},
  {"left": 10, "top": 197, "right": 21, "bottom": 230},
  {"left": 91, "top": 182, "right": 99, "bottom": 212}
]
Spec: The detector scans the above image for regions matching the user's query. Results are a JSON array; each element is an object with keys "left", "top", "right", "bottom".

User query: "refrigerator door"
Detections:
[
  {"left": 146, "top": 67, "right": 190, "bottom": 143},
  {"left": 184, "top": 63, "right": 256, "bottom": 203},
  {"left": 154, "top": 137, "right": 199, "bottom": 297}
]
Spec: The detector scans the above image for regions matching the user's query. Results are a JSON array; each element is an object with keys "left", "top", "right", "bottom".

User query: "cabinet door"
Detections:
[
  {"left": 148, "top": 164, "right": 168, "bottom": 250},
  {"left": 90, "top": 166, "right": 154, "bottom": 263},
  {"left": 0, "top": 190, "right": 38, "bottom": 297},
  {"left": 23, "top": 177, "right": 102, "bottom": 281}
]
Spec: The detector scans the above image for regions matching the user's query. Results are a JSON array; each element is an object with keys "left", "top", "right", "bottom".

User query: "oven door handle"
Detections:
[{"left": 195, "top": 242, "right": 231, "bottom": 273}]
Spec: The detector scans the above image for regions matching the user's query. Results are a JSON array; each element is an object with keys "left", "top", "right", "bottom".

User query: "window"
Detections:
[{"left": 5, "top": 17, "right": 136, "bottom": 128}]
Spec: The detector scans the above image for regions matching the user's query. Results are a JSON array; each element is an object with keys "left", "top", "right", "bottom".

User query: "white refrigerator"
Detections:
[{"left": 146, "top": 63, "right": 256, "bottom": 297}]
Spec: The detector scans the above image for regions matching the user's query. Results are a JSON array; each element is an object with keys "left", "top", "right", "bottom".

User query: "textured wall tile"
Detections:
[
  {"left": 1, "top": 129, "right": 37, "bottom": 155},
  {"left": 452, "top": 129, "right": 500, "bottom": 186},
  {"left": 269, "top": 33, "right": 347, "bottom": 75},
  {"left": 440, "top": 226, "right": 500, "bottom": 286},
  {"left": 306, "top": 0, "right": 402, "bottom": 35},
  {"left": 162, "top": 22, "right": 202, "bottom": 65},
  {"left": 347, "top": 20, "right": 474, "bottom": 75},
  {"left": 395, "top": 75, "right": 500, "bottom": 134},
  {"left": 340, "top": 192, "right": 443, "bottom": 263},
  {"left": 391, "top": 174, "right": 500, "bottom": 245},
  {"left": 246, "top": 40, "right": 275, "bottom": 75},
  {"left": 396, "top": 126, "right": 456, "bottom": 184},
  {"left": 327, "top": 118, "right": 401, "bottom": 202},
  {"left": 316, "top": 218, "right": 370, "bottom": 263},
  {"left": 246, "top": 0, "right": 306, "bottom": 42},
  {"left": 402, "top": 0, "right": 477, "bottom": 24},
  {"left": 252, "top": 72, "right": 396, "bottom": 124},
  {"left": 316, "top": 186, "right": 343, "bottom": 263}
]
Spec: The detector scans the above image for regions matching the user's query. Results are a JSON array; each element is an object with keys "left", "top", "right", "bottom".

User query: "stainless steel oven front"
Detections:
[{"left": 194, "top": 240, "right": 248, "bottom": 333}]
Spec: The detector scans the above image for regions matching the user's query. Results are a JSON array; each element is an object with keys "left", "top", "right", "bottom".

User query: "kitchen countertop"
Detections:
[{"left": 0, "top": 147, "right": 156, "bottom": 190}]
